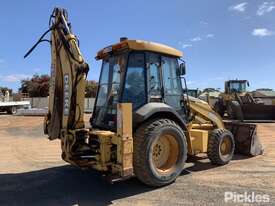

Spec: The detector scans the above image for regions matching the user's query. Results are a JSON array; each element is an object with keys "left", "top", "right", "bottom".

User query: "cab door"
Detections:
[
  {"left": 147, "top": 53, "right": 162, "bottom": 102},
  {"left": 161, "top": 56, "right": 183, "bottom": 110},
  {"left": 122, "top": 52, "right": 146, "bottom": 110}
]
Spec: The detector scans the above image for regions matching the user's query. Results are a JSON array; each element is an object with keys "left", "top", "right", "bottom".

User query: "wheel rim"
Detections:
[
  {"left": 152, "top": 134, "right": 179, "bottom": 173},
  {"left": 220, "top": 136, "right": 232, "bottom": 157},
  {"left": 12, "top": 107, "right": 16, "bottom": 114}
]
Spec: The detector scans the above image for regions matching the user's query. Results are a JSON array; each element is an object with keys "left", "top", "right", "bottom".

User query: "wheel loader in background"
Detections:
[
  {"left": 213, "top": 80, "right": 275, "bottom": 120},
  {"left": 183, "top": 88, "right": 200, "bottom": 98},
  {"left": 24, "top": 8, "right": 262, "bottom": 187}
]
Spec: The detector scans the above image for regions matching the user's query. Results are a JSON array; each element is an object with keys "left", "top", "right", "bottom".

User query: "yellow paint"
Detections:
[
  {"left": 117, "top": 103, "right": 133, "bottom": 177},
  {"left": 190, "top": 129, "right": 209, "bottom": 154},
  {"left": 96, "top": 39, "right": 183, "bottom": 59},
  {"left": 189, "top": 97, "right": 224, "bottom": 129}
]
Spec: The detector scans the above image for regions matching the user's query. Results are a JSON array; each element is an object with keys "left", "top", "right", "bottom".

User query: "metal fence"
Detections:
[{"left": 29, "top": 97, "right": 95, "bottom": 112}]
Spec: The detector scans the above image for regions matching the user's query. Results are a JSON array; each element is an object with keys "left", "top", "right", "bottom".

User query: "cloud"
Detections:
[
  {"left": 200, "top": 21, "right": 208, "bottom": 25},
  {"left": 0, "top": 74, "right": 31, "bottom": 83},
  {"left": 257, "top": 2, "right": 275, "bottom": 16},
  {"left": 186, "top": 80, "right": 196, "bottom": 85},
  {"left": 178, "top": 41, "right": 193, "bottom": 49},
  {"left": 190, "top": 37, "right": 202, "bottom": 42},
  {"left": 229, "top": 2, "right": 248, "bottom": 12},
  {"left": 179, "top": 34, "right": 214, "bottom": 49},
  {"left": 206, "top": 34, "right": 215, "bottom": 38},
  {"left": 252, "top": 28, "right": 274, "bottom": 37},
  {"left": 33, "top": 68, "right": 41, "bottom": 72},
  {"left": 182, "top": 44, "right": 193, "bottom": 49}
]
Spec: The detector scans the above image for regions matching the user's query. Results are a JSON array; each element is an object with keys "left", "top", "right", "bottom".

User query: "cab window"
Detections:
[
  {"left": 122, "top": 53, "right": 146, "bottom": 109},
  {"left": 162, "top": 56, "right": 182, "bottom": 109},
  {"left": 147, "top": 53, "right": 161, "bottom": 97}
]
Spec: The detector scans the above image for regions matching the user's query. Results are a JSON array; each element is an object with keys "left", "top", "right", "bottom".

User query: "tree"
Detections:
[
  {"left": 19, "top": 75, "right": 98, "bottom": 98},
  {"left": 0, "top": 87, "right": 12, "bottom": 95},
  {"left": 19, "top": 74, "right": 50, "bottom": 97},
  {"left": 85, "top": 80, "right": 98, "bottom": 98}
]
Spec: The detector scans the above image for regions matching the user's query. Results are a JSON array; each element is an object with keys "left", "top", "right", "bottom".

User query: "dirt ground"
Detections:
[{"left": 0, "top": 115, "right": 274, "bottom": 206}]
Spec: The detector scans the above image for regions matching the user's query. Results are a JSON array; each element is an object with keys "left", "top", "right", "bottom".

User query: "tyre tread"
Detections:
[
  {"left": 207, "top": 129, "right": 234, "bottom": 165},
  {"left": 133, "top": 118, "right": 187, "bottom": 187}
]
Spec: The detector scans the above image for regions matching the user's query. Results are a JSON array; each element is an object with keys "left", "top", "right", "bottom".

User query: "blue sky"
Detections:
[{"left": 0, "top": 0, "right": 274, "bottom": 92}]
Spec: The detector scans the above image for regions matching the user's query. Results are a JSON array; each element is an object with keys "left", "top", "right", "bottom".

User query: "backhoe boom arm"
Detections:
[
  {"left": 42, "top": 8, "right": 89, "bottom": 141},
  {"left": 24, "top": 8, "right": 89, "bottom": 158}
]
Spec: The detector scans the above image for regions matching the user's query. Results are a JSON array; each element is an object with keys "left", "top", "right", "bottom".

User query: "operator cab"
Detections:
[
  {"left": 225, "top": 80, "right": 249, "bottom": 94},
  {"left": 91, "top": 39, "right": 187, "bottom": 130}
]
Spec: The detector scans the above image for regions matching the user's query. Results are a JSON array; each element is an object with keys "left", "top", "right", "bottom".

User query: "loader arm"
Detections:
[
  {"left": 188, "top": 96, "right": 224, "bottom": 129},
  {"left": 187, "top": 96, "right": 263, "bottom": 156}
]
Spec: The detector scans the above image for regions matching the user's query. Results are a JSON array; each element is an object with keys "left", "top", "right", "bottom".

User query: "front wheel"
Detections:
[
  {"left": 133, "top": 119, "right": 187, "bottom": 187},
  {"left": 207, "top": 129, "right": 235, "bottom": 165}
]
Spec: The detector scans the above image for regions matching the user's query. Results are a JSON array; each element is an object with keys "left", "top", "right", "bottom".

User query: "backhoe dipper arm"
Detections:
[
  {"left": 25, "top": 8, "right": 89, "bottom": 143},
  {"left": 46, "top": 8, "right": 89, "bottom": 141}
]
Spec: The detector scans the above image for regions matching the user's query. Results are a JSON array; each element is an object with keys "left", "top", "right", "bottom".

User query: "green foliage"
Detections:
[
  {"left": 85, "top": 80, "right": 98, "bottom": 98},
  {"left": 19, "top": 74, "right": 50, "bottom": 97},
  {"left": 19, "top": 74, "right": 98, "bottom": 98}
]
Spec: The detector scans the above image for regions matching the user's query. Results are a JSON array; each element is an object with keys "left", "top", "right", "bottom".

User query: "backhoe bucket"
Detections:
[{"left": 224, "top": 121, "right": 263, "bottom": 156}]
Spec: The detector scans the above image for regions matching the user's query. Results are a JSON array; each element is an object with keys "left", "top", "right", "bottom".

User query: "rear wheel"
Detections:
[
  {"left": 133, "top": 119, "right": 187, "bottom": 187},
  {"left": 207, "top": 129, "right": 235, "bottom": 165},
  {"left": 7, "top": 106, "right": 17, "bottom": 115}
]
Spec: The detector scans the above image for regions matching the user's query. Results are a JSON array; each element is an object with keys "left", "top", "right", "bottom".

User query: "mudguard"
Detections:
[
  {"left": 134, "top": 102, "right": 187, "bottom": 129},
  {"left": 133, "top": 103, "right": 192, "bottom": 153}
]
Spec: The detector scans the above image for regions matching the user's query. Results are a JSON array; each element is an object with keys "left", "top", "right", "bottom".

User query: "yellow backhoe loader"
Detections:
[{"left": 25, "top": 8, "right": 262, "bottom": 187}]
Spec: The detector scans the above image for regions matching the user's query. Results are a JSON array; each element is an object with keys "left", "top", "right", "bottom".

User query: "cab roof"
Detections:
[
  {"left": 227, "top": 80, "right": 248, "bottom": 83},
  {"left": 96, "top": 39, "right": 183, "bottom": 59}
]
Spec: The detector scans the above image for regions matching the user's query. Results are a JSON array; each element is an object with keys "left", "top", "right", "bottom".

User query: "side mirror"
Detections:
[
  {"left": 247, "top": 81, "right": 250, "bottom": 87},
  {"left": 179, "top": 62, "right": 186, "bottom": 76}
]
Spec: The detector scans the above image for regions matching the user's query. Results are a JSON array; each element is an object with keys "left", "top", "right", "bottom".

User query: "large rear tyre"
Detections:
[
  {"left": 227, "top": 101, "right": 243, "bottom": 120},
  {"left": 213, "top": 100, "right": 225, "bottom": 117},
  {"left": 133, "top": 119, "right": 187, "bottom": 187},
  {"left": 207, "top": 129, "right": 235, "bottom": 165}
]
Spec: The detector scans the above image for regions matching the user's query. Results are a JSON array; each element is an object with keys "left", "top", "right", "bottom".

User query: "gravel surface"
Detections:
[{"left": 0, "top": 115, "right": 274, "bottom": 206}]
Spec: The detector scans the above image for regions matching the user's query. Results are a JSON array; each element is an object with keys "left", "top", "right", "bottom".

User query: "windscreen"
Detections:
[
  {"left": 229, "top": 82, "right": 246, "bottom": 93},
  {"left": 92, "top": 54, "right": 126, "bottom": 129}
]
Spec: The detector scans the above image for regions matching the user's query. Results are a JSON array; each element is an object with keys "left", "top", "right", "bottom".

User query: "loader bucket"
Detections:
[
  {"left": 224, "top": 121, "right": 263, "bottom": 156},
  {"left": 242, "top": 104, "right": 275, "bottom": 120}
]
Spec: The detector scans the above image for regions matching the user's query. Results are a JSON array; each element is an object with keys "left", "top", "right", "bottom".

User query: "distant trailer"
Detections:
[{"left": 0, "top": 101, "right": 30, "bottom": 114}]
